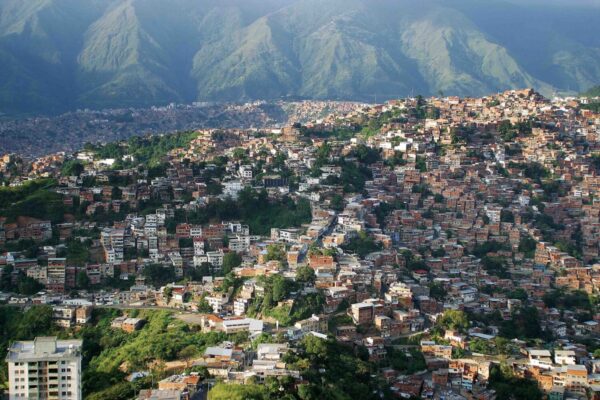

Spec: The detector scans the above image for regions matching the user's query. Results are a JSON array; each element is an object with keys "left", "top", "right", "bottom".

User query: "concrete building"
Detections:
[
  {"left": 350, "top": 302, "right": 374, "bottom": 325},
  {"left": 6, "top": 337, "right": 82, "bottom": 400},
  {"left": 47, "top": 258, "right": 67, "bottom": 293}
]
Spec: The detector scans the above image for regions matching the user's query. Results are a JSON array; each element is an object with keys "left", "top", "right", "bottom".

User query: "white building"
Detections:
[
  {"left": 257, "top": 343, "right": 288, "bottom": 361},
  {"left": 223, "top": 181, "right": 243, "bottom": 199},
  {"left": 222, "top": 318, "right": 263, "bottom": 334},
  {"left": 484, "top": 205, "right": 502, "bottom": 223},
  {"left": 206, "top": 251, "right": 224, "bottom": 269},
  {"left": 168, "top": 252, "right": 184, "bottom": 277},
  {"left": 190, "top": 226, "right": 203, "bottom": 238},
  {"left": 239, "top": 165, "right": 253, "bottom": 180},
  {"left": 6, "top": 337, "right": 82, "bottom": 400},
  {"left": 193, "top": 255, "right": 209, "bottom": 268},
  {"left": 206, "top": 293, "right": 229, "bottom": 313},
  {"left": 193, "top": 238, "right": 205, "bottom": 256},
  {"left": 527, "top": 349, "right": 553, "bottom": 370},
  {"left": 554, "top": 349, "right": 576, "bottom": 365},
  {"left": 233, "top": 299, "right": 248, "bottom": 316}
]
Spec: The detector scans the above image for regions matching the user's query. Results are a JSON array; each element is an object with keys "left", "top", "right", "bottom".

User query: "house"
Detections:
[
  {"left": 112, "top": 316, "right": 146, "bottom": 333},
  {"left": 221, "top": 318, "right": 264, "bottom": 334},
  {"left": 75, "top": 306, "right": 92, "bottom": 325},
  {"left": 256, "top": 343, "right": 288, "bottom": 361},
  {"left": 158, "top": 374, "right": 201, "bottom": 397},
  {"left": 204, "top": 347, "right": 233, "bottom": 363},
  {"left": 554, "top": 349, "right": 576, "bottom": 365},
  {"left": 527, "top": 349, "right": 553, "bottom": 370},
  {"left": 350, "top": 302, "right": 374, "bottom": 325},
  {"left": 138, "top": 389, "right": 186, "bottom": 400},
  {"left": 294, "top": 314, "right": 328, "bottom": 335}
]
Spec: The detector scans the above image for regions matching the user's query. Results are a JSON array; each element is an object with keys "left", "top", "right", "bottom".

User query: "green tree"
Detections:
[
  {"left": 17, "top": 276, "right": 44, "bottom": 295},
  {"left": 481, "top": 256, "right": 509, "bottom": 278},
  {"left": 302, "top": 335, "right": 328, "bottom": 360},
  {"left": 143, "top": 264, "right": 176, "bottom": 287},
  {"left": 489, "top": 364, "right": 543, "bottom": 400},
  {"left": 298, "top": 384, "right": 318, "bottom": 400},
  {"left": 296, "top": 266, "right": 316, "bottom": 285},
  {"left": 518, "top": 235, "right": 537, "bottom": 258},
  {"left": 507, "top": 288, "right": 528, "bottom": 301},
  {"left": 265, "top": 244, "right": 285, "bottom": 263},
  {"left": 178, "top": 344, "right": 198, "bottom": 368},
  {"left": 111, "top": 186, "right": 122, "bottom": 200},
  {"left": 500, "top": 306, "right": 545, "bottom": 340},
  {"left": 341, "top": 231, "right": 382, "bottom": 258},
  {"left": 415, "top": 156, "right": 427, "bottom": 172},
  {"left": 208, "top": 383, "right": 267, "bottom": 400},
  {"left": 438, "top": 310, "right": 469, "bottom": 333},
  {"left": 164, "top": 287, "right": 173, "bottom": 303},
  {"left": 198, "top": 297, "right": 214, "bottom": 313},
  {"left": 76, "top": 270, "right": 91, "bottom": 289},
  {"left": 429, "top": 282, "right": 447, "bottom": 301},
  {"left": 350, "top": 144, "right": 380, "bottom": 164},
  {"left": 232, "top": 148, "right": 247, "bottom": 160},
  {"left": 271, "top": 275, "right": 291, "bottom": 303},
  {"left": 61, "top": 160, "right": 85, "bottom": 177},
  {"left": 222, "top": 252, "right": 242, "bottom": 275},
  {"left": 330, "top": 194, "right": 344, "bottom": 212},
  {"left": 500, "top": 209, "right": 514, "bottom": 223}
]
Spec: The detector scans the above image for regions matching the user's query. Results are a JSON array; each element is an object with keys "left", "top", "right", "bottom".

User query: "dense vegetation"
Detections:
[
  {"left": 246, "top": 275, "right": 324, "bottom": 326},
  {"left": 542, "top": 289, "right": 594, "bottom": 313},
  {"left": 581, "top": 85, "right": 600, "bottom": 98},
  {"left": 384, "top": 347, "right": 427, "bottom": 374},
  {"left": 0, "top": 265, "right": 45, "bottom": 295},
  {"left": 209, "top": 336, "right": 385, "bottom": 399},
  {"left": 0, "top": 306, "right": 247, "bottom": 398},
  {"left": 0, "top": 179, "right": 65, "bottom": 223},
  {"left": 342, "top": 231, "right": 383, "bottom": 258},
  {"left": 0, "top": 306, "right": 59, "bottom": 390},
  {"left": 311, "top": 143, "right": 374, "bottom": 193},
  {"left": 1, "top": 306, "right": 387, "bottom": 400},
  {"left": 85, "top": 131, "right": 199, "bottom": 167},
  {"left": 289, "top": 335, "right": 384, "bottom": 399},
  {"left": 488, "top": 364, "right": 543, "bottom": 400},
  {"left": 580, "top": 102, "right": 600, "bottom": 113},
  {"left": 181, "top": 188, "right": 312, "bottom": 236}
]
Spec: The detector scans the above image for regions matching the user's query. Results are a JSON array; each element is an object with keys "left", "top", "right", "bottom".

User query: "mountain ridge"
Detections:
[{"left": 0, "top": 0, "right": 599, "bottom": 115}]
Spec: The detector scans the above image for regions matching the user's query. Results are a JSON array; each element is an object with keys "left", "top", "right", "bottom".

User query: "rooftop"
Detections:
[{"left": 6, "top": 336, "right": 83, "bottom": 362}]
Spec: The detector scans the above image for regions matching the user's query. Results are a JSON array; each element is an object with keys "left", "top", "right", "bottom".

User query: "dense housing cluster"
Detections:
[{"left": 1, "top": 89, "right": 600, "bottom": 400}]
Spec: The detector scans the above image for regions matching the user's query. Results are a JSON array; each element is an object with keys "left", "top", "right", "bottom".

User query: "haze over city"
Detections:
[{"left": 1, "top": 1, "right": 600, "bottom": 400}]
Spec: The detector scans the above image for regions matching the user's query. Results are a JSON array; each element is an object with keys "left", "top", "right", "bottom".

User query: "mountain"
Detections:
[
  {"left": 582, "top": 85, "right": 600, "bottom": 97},
  {"left": 0, "top": 0, "right": 599, "bottom": 115}
]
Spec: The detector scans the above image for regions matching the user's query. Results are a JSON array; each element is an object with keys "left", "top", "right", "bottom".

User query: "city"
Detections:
[{"left": 1, "top": 88, "right": 600, "bottom": 399}]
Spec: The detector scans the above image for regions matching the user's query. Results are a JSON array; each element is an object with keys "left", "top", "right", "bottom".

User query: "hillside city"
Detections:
[
  {"left": 0, "top": 100, "right": 363, "bottom": 157},
  {"left": 1, "top": 89, "right": 600, "bottom": 400}
]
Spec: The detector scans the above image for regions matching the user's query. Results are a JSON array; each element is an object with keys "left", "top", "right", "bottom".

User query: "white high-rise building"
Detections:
[{"left": 6, "top": 337, "right": 82, "bottom": 400}]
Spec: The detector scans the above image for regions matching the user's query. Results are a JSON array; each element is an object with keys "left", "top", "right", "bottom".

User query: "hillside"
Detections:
[
  {"left": 582, "top": 85, "right": 600, "bottom": 97},
  {"left": 0, "top": 0, "right": 599, "bottom": 115}
]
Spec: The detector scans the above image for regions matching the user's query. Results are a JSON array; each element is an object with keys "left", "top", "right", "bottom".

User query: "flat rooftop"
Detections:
[{"left": 6, "top": 337, "right": 83, "bottom": 362}]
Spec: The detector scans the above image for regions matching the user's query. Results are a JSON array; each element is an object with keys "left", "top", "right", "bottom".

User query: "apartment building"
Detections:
[
  {"left": 6, "top": 337, "right": 82, "bottom": 400},
  {"left": 47, "top": 258, "right": 67, "bottom": 293}
]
